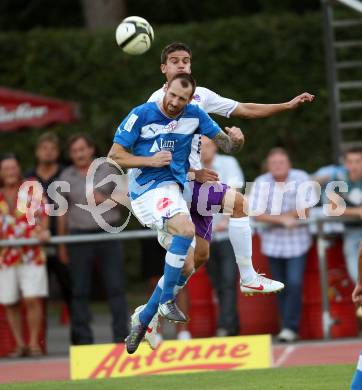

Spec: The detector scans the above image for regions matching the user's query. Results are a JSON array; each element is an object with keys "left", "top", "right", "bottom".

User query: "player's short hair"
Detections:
[
  {"left": 36, "top": 131, "right": 60, "bottom": 148},
  {"left": 343, "top": 146, "right": 362, "bottom": 158},
  {"left": 267, "top": 147, "right": 290, "bottom": 160},
  {"left": 67, "top": 133, "right": 95, "bottom": 150},
  {"left": 161, "top": 42, "right": 192, "bottom": 64},
  {"left": 168, "top": 73, "right": 196, "bottom": 96}
]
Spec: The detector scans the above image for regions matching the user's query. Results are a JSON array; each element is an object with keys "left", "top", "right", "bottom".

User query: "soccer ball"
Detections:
[{"left": 115, "top": 16, "right": 154, "bottom": 55}]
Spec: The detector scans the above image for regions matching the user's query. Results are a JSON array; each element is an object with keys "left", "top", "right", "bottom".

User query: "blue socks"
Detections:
[
  {"left": 139, "top": 281, "right": 163, "bottom": 327},
  {"left": 351, "top": 353, "right": 362, "bottom": 390},
  {"left": 138, "top": 235, "right": 193, "bottom": 327},
  {"left": 160, "top": 235, "right": 193, "bottom": 303}
]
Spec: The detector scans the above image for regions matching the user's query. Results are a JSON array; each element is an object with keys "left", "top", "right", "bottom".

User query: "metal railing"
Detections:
[{"left": 0, "top": 216, "right": 360, "bottom": 339}]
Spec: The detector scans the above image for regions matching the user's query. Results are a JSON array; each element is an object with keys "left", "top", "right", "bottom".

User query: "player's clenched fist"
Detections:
[
  {"left": 287, "top": 92, "right": 315, "bottom": 109},
  {"left": 149, "top": 151, "right": 172, "bottom": 167},
  {"left": 224, "top": 126, "right": 244, "bottom": 146}
]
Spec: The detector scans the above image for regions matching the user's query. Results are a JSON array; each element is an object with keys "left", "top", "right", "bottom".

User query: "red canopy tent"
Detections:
[{"left": 0, "top": 87, "right": 79, "bottom": 132}]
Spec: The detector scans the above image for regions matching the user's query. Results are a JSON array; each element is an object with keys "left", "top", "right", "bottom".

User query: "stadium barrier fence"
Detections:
[{"left": 0, "top": 216, "right": 359, "bottom": 339}]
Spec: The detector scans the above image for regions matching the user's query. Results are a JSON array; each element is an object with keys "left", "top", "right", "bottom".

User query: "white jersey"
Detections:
[{"left": 148, "top": 86, "right": 238, "bottom": 169}]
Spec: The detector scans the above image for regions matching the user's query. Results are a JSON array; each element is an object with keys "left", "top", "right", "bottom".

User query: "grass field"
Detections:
[{"left": 0, "top": 364, "right": 355, "bottom": 390}]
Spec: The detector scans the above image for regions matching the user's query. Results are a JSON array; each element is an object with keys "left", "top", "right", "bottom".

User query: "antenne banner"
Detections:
[{"left": 71, "top": 334, "right": 271, "bottom": 380}]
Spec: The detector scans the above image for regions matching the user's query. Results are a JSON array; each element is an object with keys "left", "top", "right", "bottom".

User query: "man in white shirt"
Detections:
[
  {"left": 142, "top": 42, "right": 314, "bottom": 348},
  {"left": 249, "top": 148, "right": 318, "bottom": 342}
]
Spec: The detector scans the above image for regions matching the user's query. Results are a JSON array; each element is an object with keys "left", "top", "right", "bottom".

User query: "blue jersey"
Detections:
[{"left": 113, "top": 101, "right": 221, "bottom": 200}]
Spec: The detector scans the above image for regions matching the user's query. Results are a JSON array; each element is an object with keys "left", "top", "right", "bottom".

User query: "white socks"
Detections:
[{"left": 228, "top": 216, "right": 257, "bottom": 284}]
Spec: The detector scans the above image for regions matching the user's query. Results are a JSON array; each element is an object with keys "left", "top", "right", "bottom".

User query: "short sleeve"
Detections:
[
  {"left": 113, "top": 107, "right": 143, "bottom": 149},
  {"left": 201, "top": 87, "right": 238, "bottom": 117},
  {"left": 197, "top": 107, "right": 221, "bottom": 139}
]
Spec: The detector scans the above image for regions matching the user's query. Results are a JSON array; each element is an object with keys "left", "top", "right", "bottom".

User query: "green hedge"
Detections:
[{"left": 0, "top": 12, "right": 329, "bottom": 179}]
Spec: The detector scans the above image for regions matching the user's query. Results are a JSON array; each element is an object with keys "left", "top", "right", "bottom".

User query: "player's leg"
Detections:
[
  {"left": 143, "top": 240, "right": 195, "bottom": 348},
  {"left": 222, "top": 188, "right": 284, "bottom": 294},
  {"left": 126, "top": 184, "right": 194, "bottom": 353},
  {"left": 137, "top": 213, "right": 194, "bottom": 327},
  {"left": 128, "top": 213, "right": 194, "bottom": 353},
  {"left": 194, "top": 235, "right": 210, "bottom": 269},
  {"left": 141, "top": 182, "right": 216, "bottom": 348},
  {"left": 158, "top": 213, "right": 194, "bottom": 317}
]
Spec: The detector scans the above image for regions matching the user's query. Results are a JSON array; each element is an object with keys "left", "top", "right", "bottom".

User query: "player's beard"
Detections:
[{"left": 167, "top": 103, "right": 180, "bottom": 116}]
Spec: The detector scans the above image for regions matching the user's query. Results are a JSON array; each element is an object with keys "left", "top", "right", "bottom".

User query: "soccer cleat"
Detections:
[
  {"left": 158, "top": 300, "right": 188, "bottom": 323},
  {"left": 240, "top": 273, "right": 284, "bottom": 295},
  {"left": 135, "top": 306, "right": 163, "bottom": 350},
  {"left": 125, "top": 309, "right": 148, "bottom": 354}
]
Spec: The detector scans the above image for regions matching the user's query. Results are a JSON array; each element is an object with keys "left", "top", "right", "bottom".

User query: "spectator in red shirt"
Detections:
[{"left": 0, "top": 154, "right": 49, "bottom": 357}]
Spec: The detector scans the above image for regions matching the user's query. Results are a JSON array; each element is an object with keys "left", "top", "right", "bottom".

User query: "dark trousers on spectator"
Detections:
[
  {"left": 207, "top": 239, "right": 239, "bottom": 336},
  {"left": 68, "top": 235, "right": 128, "bottom": 345},
  {"left": 268, "top": 254, "right": 307, "bottom": 333},
  {"left": 47, "top": 254, "right": 72, "bottom": 308}
]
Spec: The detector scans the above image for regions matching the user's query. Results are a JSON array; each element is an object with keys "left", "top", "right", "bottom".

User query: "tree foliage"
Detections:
[{"left": 0, "top": 0, "right": 320, "bottom": 30}]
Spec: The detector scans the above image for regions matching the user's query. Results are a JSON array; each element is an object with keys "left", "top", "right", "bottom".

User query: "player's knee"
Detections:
[
  {"left": 176, "top": 222, "right": 195, "bottom": 239},
  {"left": 232, "top": 192, "right": 247, "bottom": 218}
]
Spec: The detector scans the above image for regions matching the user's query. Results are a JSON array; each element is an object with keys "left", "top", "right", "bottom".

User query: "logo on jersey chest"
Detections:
[
  {"left": 164, "top": 120, "right": 178, "bottom": 132},
  {"left": 192, "top": 94, "right": 201, "bottom": 102},
  {"left": 149, "top": 138, "right": 177, "bottom": 153}
]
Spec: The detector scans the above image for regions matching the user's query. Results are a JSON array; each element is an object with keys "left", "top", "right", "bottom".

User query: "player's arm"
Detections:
[
  {"left": 352, "top": 242, "right": 362, "bottom": 306},
  {"left": 198, "top": 106, "right": 244, "bottom": 154},
  {"left": 213, "top": 127, "right": 244, "bottom": 154},
  {"left": 108, "top": 143, "right": 171, "bottom": 169},
  {"left": 230, "top": 92, "right": 315, "bottom": 119}
]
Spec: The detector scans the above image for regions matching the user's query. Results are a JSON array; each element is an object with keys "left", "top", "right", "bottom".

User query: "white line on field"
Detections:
[{"left": 274, "top": 345, "right": 296, "bottom": 367}]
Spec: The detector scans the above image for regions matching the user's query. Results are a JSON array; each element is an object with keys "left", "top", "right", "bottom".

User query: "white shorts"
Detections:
[
  {"left": 0, "top": 264, "right": 48, "bottom": 305},
  {"left": 131, "top": 183, "right": 190, "bottom": 231}
]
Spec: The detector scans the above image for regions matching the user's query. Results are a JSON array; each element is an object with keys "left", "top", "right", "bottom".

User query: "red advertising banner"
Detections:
[{"left": 0, "top": 87, "right": 79, "bottom": 132}]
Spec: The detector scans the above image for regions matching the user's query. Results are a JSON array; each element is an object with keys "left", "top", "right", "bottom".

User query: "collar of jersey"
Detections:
[{"left": 155, "top": 101, "right": 186, "bottom": 121}]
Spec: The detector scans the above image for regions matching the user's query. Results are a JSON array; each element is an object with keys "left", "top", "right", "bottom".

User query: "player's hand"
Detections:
[
  {"left": 195, "top": 168, "right": 219, "bottom": 183},
  {"left": 352, "top": 283, "right": 362, "bottom": 307},
  {"left": 287, "top": 92, "right": 315, "bottom": 109},
  {"left": 224, "top": 127, "right": 244, "bottom": 146},
  {"left": 149, "top": 151, "right": 172, "bottom": 167}
]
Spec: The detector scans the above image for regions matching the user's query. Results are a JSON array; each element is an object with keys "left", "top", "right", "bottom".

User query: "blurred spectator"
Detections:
[
  {"left": 316, "top": 147, "right": 362, "bottom": 283},
  {"left": 57, "top": 133, "right": 128, "bottom": 345},
  {"left": 25, "top": 132, "right": 72, "bottom": 311},
  {"left": 0, "top": 154, "right": 49, "bottom": 357},
  {"left": 201, "top": 137, "right": 244, "bottom": 336},
  {"left": 249, "top": 148, "right": 317, "bottom": 342}
]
